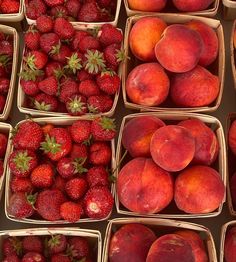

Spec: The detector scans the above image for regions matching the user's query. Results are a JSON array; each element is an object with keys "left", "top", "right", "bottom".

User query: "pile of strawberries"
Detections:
[
  {"left": 2, "top": 233, "right": 94, "bottom": 261},
  {"left": 7, "top": 117, "right": 116, "bottom": 222},
  {"left": 25, "top": 0, "right": 117, "bottom": 22},
  {"left": 0, "top": 130, "right": 7, "bottom": 177},
  {"left": 20, "top": 16, "right": 123, "bottom": 115},
  {"left": 0, "top": 0, "right": 20, "bottom": 14},
  {"left": 0, "top": 32, "right": 14, "bottom": 113}
]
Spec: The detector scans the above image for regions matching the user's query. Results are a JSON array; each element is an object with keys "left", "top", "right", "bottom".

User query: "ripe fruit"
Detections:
[
  {"left": 65, "top": 178, "right": 88, "bottom": 200},
  {"left": 30, "top": 164, "right": 54, "bottom": 188},
  {"left": 22, "top": 236, "right": 43, "bottom": 253},
  {"left": 91, "top": 117, "right": 116, "bottom": 141},
  {"left": 60, "top": 201, "right": 82, "bottom": 222},
  {"left": 89, "top": 141, "right": 111, "bottom": 165},
  {"left": 70, "top": 120, "right": 91, "bottom": 143},
  {"left": 46, "top": 234, "right": 67, "bottom": 254}
]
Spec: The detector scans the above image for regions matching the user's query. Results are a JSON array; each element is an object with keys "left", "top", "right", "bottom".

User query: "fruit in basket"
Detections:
[
  {"left": 224, "top": 227, "right": 236, "bottom": 262},
  {"left": 67, "top": 236, "right": 89, "bottom": 259},
  {"left": 146, "top": 234, "right": 195, "bottom": 262},
  {"left": 22, "top": 252, "right": 46, "bottom": 262},
  {"left": 155, "top": 24, "right": 203, "bottom": 73},
  {"left": 3, "top": 254, "right": 21, "bottom": 262},
  {"left": 109, "top": 223, "right": 156, "bottom": 262},
  {"left": 122, "top": 116, "right": 165, "bottom": 157},
  {"left": 22, "top": 235, "right": 43, "bottom": 253},
  {"left": 126, "top": 63, "right": 170, "bottom": 106},
  {"left": 178, "top": 119, "right": 219, "bottom": 165},
  {"left": 0, "top": 132, "right": 7, "bottom": 157},
  {"left": 0, "top": 0, "right": 20, "bottom": 14},
  {"left": 229, "top": 120, "right": 236, "bottom": 156},
  {"left": 174, "top": 165, "right": 225, "bottom": 214},
  {"left": 127, "top": 0, "right": 167, "bottom": 12},
  {"left": 150, "top": 125, "right": 195, "bottom": 172},
  {"left": 172, "top": 0, "right": 214, "bottom": 12},
  {"left": 60, "top": 201, "right": 82, "bottom": 222},
  {"left": 170, "top": 65, "right": 220, "bottom": 107},
  {"left": 129, "top": 17, "right": 167, "bottom": 61},
  {"left": 117, "top": 158, "right": 174, "bottom": 214}
]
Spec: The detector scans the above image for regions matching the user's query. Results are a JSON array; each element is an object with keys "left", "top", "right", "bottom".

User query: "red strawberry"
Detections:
[
  {"left": 65, "top": 52, "right": 83, "bottom": 74},
  {"left": 38, "top": 76, "right": 58, "bottom": 96},
  {"left": 50, "top": 5, "right": 68, "bottom": 18},
  {"left": 52, "top": 175, "right": 66, "bottom": 192},
  {"left": 68, "top": 236, "right": 89, "bottom": 259},
  {"left": 26, "top": 50, "right": 48, "bottom": 70},
  {"left": 26, "top": 0, "right": 47, "bottom": 19},
  {"left": 96, "top": 72, "right": 120, "bottom": 95},
  {"left": 0, "top": 94, "right": 5, "bottom": 112},
  {"left": 78, "top": 2, "right": 101, "bottom": 22},
  {"left": 104, "top": 43, "right": 123, "bottom": 68},
  {"left": 0, "top": 159, "right": 4, "bottom": 176},
  {"left": 70, "top": 120, "right": 91, "bottom": 143},
  {"left": 31, "top": 163, "right": 54, "bottom": 188},
  {"left": 41, "top": 123, "right": 54, "bottom": 136},
  {"left": 60, "top": 201, "right": 82, "bottom": 222},
  {"left": 20, "top": 79, "right": 39, "bottom": 96},
  {"left": 70, "top": 143, "right": 88, "bottom": 160},
  {"left": 51, "top": 253, "right": 71, "bottom": 262},
  {"left": 0, "top": 40, "right": 13, "bottom": 56},
  {"left": 71, "top": 30, "right": 90, "bottom": 50},
  {"left": 22, "top": 252, "right": 45, "bottom": 262},
  {"left": 87, "top": 94, "right": 113, "bottom": 113},
  {"left": 2, "top": 237, "right": 22, "bottom": 256},
  {"left": 84, "top": 49, "right": 106, "bottom": 75},
  {"left": 44, "top": 0, "right": 64, "bottom": 7},
  {"left": 66, "top": 94, "right": 87, "bottom": 116},
  {"left": 89, "top": 141, "right": 111, "bottom": 165},
  {"left": 97, "top": 0, "right": 112, "bottom": 8},
  {"left": 8, "top": 192, "right": 36, "bottom": 218},
  {"left": 59, "top": 78, "right": 79, "bottom": 103},
  {"left": 77, "top": 69, "right": 93, "bottom": 82},
  {"left": 45, "top": 61, "right": 62, "bottom": 77},
  {"left": 39, "top": 33, "right": 60, "bottom": 54},
  {"left": 35, "top": 189, "right": 66, "bottom": 221},
  {"left": 0, "top": 77, "right": 9, "bottom": 94},
  {"left": 36, "top": 15, "right": 53, "bottom": 33},
  {"left": 9, "top": 149, "right": 38, "bottom": 177},
  {"left": 3, "top": 254, "right": 21, "bottom": 262},
  {"left": 78, "top": 36, "right": 101, "bottom": 53},
  {"left": 12, "top": 120, "right": 43, "bottom": 151},
  {"left": 65, "top": 177, "right": 88, "bottom": 200},
  {"left": 24, "top": 27, "right": 41, "bottom": 51},
  {"left": 98, "top": 8, "right": 112, "bottom": 22},
  {"left": 66, "top": 0, "right": 81, "bottom": 18},
  {"left": 22, "top": 236, "right": 43, "bottom": 253},
  {"left": 10, "top": 177, "right": 33, "bottom": 193},
  {"left": 91, "top": 117, "right": 116, "bottom": 141},
  {"left": 83, "top": 186, "right": 113, "bottom": 219},
  {"left": 78, "top": 79, "right": 100, "bottom": 98},
  {"left": 86, "top": 166, "right": 109, "bottom": 188},
  {"left": 99, "top": 24, "right": 123, "bottom": 47},
  {"left": 54, "top": 18, "right": 75, "bottom": 40},
  {"left": 0, "top": 0, "right": 19, "bottom": 13},
  {"left": 51, "top": 44, "right": 72, "bottom": 64},
  {"left": 47, "top": 234, "right": 67, "bottom": 254},
  {"left": 40, "top": 127, "right": 72, "bottom": 161},
  {"left": 0, "top": 132, "right": 7, "bottom": 157},
  {"left": 34, "top": 93, "right": 58, "bottom": 112}
]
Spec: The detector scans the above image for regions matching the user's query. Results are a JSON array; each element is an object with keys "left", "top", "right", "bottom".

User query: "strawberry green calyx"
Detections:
[
  {"left": 9, "top": 237, "right": 23, "bottom": 256},
  {"left": 40, "top": 134, "right": 61, "bottom": 154},
  {"left": 19, "top": 66, "right": 44, "bottom": 81},
  {"left": 116, "top": 48, "right": 126, "bottom": 63},
  {"left": 84, "top": 50, "right": 106, "bottom": 74},
  {"left": 73, "top": 157, "right": 88, "bottom": 174},
  {"left": 101, "top": 69, "right": 116, "bottom": 77},
  {"left": 88, "top": 26, "right": 100, "bottom": 37},
  {"left": 26, "top": 192, "right": 37, "bottom": 207},
  {"left": 47, "top": 234, "right": 63, "bottom": 249},
  {"left": 34, "top": 100, "right": 51, "bottom": 111},
  {"left": 13, "top": 151, "right": 33, "bottom": 172},
  {"left": 25, "top": 54, "right": 38, "bottom": 71},
  {"left": 0, "top": 54, "right": 11, "bottom": 67},
  {"left": 100, "top": 117, "right": 116, "bottom": 131},
  {"left": 88, "top": 105, "right": 98, "bottom": 114},
  {"left": 65, "top": 53, "right": 82, "bottom": 74},
  {"left": 67, "top": 96, "right": 86, "bottom": 114},
  {"left": 49, "top": 43, "right": 62, "bottom": 55}
]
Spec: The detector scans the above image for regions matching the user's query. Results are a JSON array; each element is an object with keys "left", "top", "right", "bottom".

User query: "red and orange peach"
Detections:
[
  {"left": 172, "top": 0, "right": 214, "bottom": 12},
  {"left": 127, "top": 0, "right": 167, "bottom": 12}
]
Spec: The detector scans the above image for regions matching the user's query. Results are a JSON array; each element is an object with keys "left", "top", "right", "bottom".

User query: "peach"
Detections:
[
  {"left": 186, "top": 20, "right": 218, "bottom": 67},
  {"left": 224, "top": 226, "right": 236, "bottom": 262},
  {"left": 230, "top": 173, "right": 236, "bottom": 207},
  {"left": 155, "top": 24, "right": 203, "bottom": 73},
  {"left": 126, "top": 63, "right": 170, "bottom": 106},
  {"left": 129, "top": 17, "right": 167, "bottom": 61},
  {"left": 150, "top": 125, "right": 195, "bottom": 172},
  {"left": 172, "top": 0, "right": 214, "bottom": 12},
  {"left": 122, "top": 116, "right": 165, "bottom": 157},
  {"left": 146, "top": 234, "right": 195, "bottom": 262},
  {"left": 229, "top": 120, "right": 236, "bottom": 156},
  {"left": 109, "top": 223, "right": 156, "bottom": 262},
  {"left": 117, "top": 158, "right": 174, "bottom": 214},
  {"left": 234, "top": 29, "right": 236, "bottom": 49},
  {"left": 174, "top": 165, "right": 225, "bottom": 214},
  {"left": 170, "top": 65, "right": 220, "bottom": 107},
  {"left": 174, "top": 230, "right": 208, "bottom": 262},
  {"left": 178, "top": 119, "right": 219, "bottom": 165},
  {"left": 127, "top": 0, "right": 167, "bottom": 12}
]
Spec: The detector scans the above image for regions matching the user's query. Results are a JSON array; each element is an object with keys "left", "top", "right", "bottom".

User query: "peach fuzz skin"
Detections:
[
  {"left": 126, "top": 63, "right": 170, "bottom": 107},
  {"left": 172, "top": 0, "right": 214, "bottom": 12},
  {"left": 228, "top": 120, "right": 236, "bottom": 156},
  {"left": 109, "top": 223, "right": 156, "bottom": 262},
  {"left": 127, "top": 0, "right": 167, "bottom": 12},
  {"left": 174, "top": 165, "right": 225, "bottom": 214},
  {"left": 122, "top": 116, "right": 165, "bottom": 157},
  {"left": 224, "top": 227, "right": 236, "bottom": 262},
  {"left": 129, "top": 17, "right": 167, "bottom": 62},
  {"left": 117, "top": 158, "right": 174, "bottom": 214}
]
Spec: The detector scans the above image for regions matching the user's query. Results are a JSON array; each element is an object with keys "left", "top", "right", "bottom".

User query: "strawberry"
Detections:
[
  {"left": 77, "top": 69, "right": 93, "bottom": 82},
  {"left": 26, "top": 50, "right": 48, "bottom": 70},
  {"left": 83, "top": 186, "right": 113, "bottom": 219},
  {"left": 35, "top": 189, "right": 66, "bottom": 221},
  {"left": 9, "top": 149, "right": 38, "bottom": 177},
  {"left": 40, "top": 128, "right": 72, "bottom": 161},
  {"left": 2, "top": 237, "right": 22, "bottom": 256},
  {"left": 52, "top": 175, "right": 66, "bottom": 192},
  {"left": 99, "top": 24, "right": 123, "bottom": 47},
  {"left": 70, "top": 120, "right": 91, "bottom": 143},
  {"left": 22, "top": 252, "right": 45, "bottom": 262},
  {"left": 97, "top": 0, "right": 112, "bottom": 8},
  {"left": 34, "top": 93, "right": 58, "bottom": 112},
  {"left": 26, "top": 0, "right": 47, "bottom": 19},
  {"left": 91, "top": 117, "right": 116, "bottom": 141},
  {"left": 0, "top": 94, "right": 6, "bottom": 112},
  {"left": 70, "top": 143, "right": 88, "bottom": 160},
  {"left": 78, "top": 36, "right": 101, "bottom": 53},
  {"left": 3, "top": 254, "right": 21, "bottom": 262},
  {"left": 38, "top": 75, "right": 58, "bottom": 96},
  {"left": 51, "top": 44, "right": 72, "bottom": 64},
  {"left": 10, "top": 177, "right": 33, "bottom": 193},
  {"left": 40, "top": 33, "right": 60, "bottom": 54},
  {"left": 8, "top": 192, "right": 36, "bottom": 218},
  {"left": 0, "top": 132, "right": 7, "bottom": 157},
  {"left": 0, "top": 77, "right": 9, "bottom": 94},
  {"left": 98, "top": 8, "right": 112, "bottom": 22},
  {"left": 68, "top": 236, "right": 89, "bottom": 259},
  {"left": 51, "top": 253, "right": 71, "bottom": 262},
  {"left": 89, "top": 141, "right": 111, "bottom": 165},
  {"left": 0, "top": 54, "right": 10, "bottom": 78},
  {"left": 65, "top": 52, "right": 83, "bottom": 74},
  {"left": 41, "top": 123, "right": 54, "bottom": 136},
  {"left": 24, "top": 27, "right": 41, "bottom": 51},
  {"left": 86, "top": 166, "right": 109, "bottom": 188},
  {"left": 0, "top": 159, "right": 4, "bottom": 176},
  {"left": 87, "top": 94, "right": 113, "bottom": 113},
  {"left": 44, "top": 0, "right": 64, "bottom": 7},
  {"left": 54, "top": 18, "right": 75, "bottom": 40},
  {"left": 59, "top": 78, "right": 79, "bottom": 103},
  {"left": 65, "top": 177, "right": 88, "bottom": 200},
  {"left": 31, "top": 163, "right": 54, "bottom": 188},
  {"left": 65, "top": 0, "right": 81, "bottom": 18},
  {"left": 47, "top": 234, "right": 67, "bottom": 254},
  {"left": 78, "top": 79, "right": 100, "bottom": 98},
  {"left": 66, "top": 94, "right": 87, "bottom": 116},
  {"left": 60, "top": 201, "right": 82, "bottom": 222},
  {"left": 45, "top": 61, "right": 62, "bottom": 77},
  {"left": 20, "top": 79, "right": 39, "bottom": 96},
  {"left": 71, "top": 30, "right": 90, "bottom": 50},
  {"left": 36, "top": 15, "right": 53, "bottom": 33},
  {"left": 78, "top": 2, "right": 101, "bottom": 22},
  {"left": 22, "top": 236, "right": 43, "bottom": 253},
  {"left": 104, "top": 43, "right": 123, "bottom": 69},
  {"left": 84, "top": 49, "right": 106, "bottom": 74},
  {"left": 0, "top": 0, "right": 20, "bottom": 13},
  {"left": 50, "top": 5, "right": 68, "bottom": 18},
  {"left": 12, "top": 120, "right": 43, "bottom": 151},
  {"left": 96, "top": 71, "right": 120, "bottom": 95},
  {"left": 0, "top": 39, "right": 13, "bottom": 56}
]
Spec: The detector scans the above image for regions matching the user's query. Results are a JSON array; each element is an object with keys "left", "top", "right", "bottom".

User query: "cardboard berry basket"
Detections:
[
  {"left": 123, "top": 14, "right": 225, "bottom": 113},
  {"left": 0, "top": 227, "right": 102, "bottom": 261},
  {"left": 24, "top": 0, "right": 121, "bottom": 29},
  {"left": 102, "top": 217, "right": 217, "bottom": 262},
  {"left": 223, "top": 0, "right": 236, "bottom": 20},
  {"left": 115, "top": 112, "right": 227, "bottom": 219},
  {"left": 124, "top": 0, "right": 219, "bottom": 18},
  {"left": 0, "top": 0, "right": 24, "bottom": 22},
  {"left": 231, "top": 21, "right": 236, "bottom": 90},
  {"left": 0, "top": 25, "right": 19, "bottom": 121},
  {"left": 5, "top": 116, "right": 116, "bottom": 224}
]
